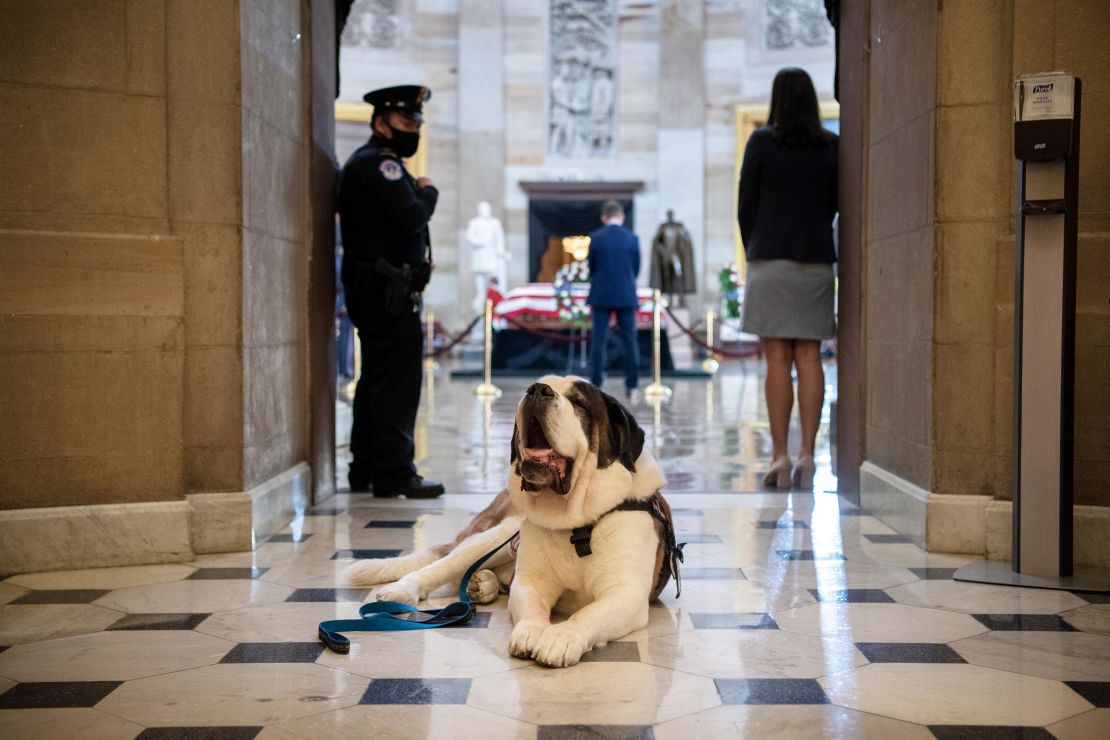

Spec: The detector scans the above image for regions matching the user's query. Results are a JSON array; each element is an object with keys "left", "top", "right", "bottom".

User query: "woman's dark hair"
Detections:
[{"left": 767, "top": 67, "right": 831, "bottom": 149}]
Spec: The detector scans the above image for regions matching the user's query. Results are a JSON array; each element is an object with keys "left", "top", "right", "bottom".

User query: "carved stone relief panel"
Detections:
[
  {"left": 548, "top": 0, "right": 618, "bottom": 159},
  {"left": 764, "top": 0, "right": 831, "bottom": 49},
  {"left": 341, "top": 0, "right": 403, "bottom": 51}
]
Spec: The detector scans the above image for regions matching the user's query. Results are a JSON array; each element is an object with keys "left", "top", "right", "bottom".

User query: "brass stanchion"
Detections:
[
  {"left": 346, "top": 328, "right": 360, "bottom": 401},
  {"left": 423, "top": 310, "right": 438, "bottom": 371},
  {"left": 643, "top": 289, "right": 672, "bottom": 402},
  {"left": 702, "top": 307, "right": 720, "bottom": 374},
  {"left": 474, "top": 298, "right": 502, "bottom": 399}
]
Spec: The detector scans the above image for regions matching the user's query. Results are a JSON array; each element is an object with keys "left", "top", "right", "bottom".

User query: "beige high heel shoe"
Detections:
[
  {"left": 763, "top": 455, "right": 793, "bottom": 490},
  {"left": 793, "top": 455, "right": 815, "bottom": 490}
]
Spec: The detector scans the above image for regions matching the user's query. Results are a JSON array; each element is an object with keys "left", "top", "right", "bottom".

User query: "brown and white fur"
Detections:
[
  {"left": 342, "top": 489, "right": 523, "bottom": 606},
  {"left": 508, "top": 375, "right": 668, "bottom": 667}
]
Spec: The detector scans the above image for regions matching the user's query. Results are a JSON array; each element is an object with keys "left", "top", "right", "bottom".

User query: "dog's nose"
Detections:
[{"left": 526, "top": 383, "right": 555, "bottom": 399}]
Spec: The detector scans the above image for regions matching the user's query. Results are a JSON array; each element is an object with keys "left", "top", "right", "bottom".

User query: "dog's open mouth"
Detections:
[{"left": 519, "top": 414, "right": 573, "bottom": 494}]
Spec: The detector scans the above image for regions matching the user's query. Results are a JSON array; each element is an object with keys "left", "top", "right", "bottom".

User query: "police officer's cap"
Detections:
[{"left": 363, "top": 85, "right": 431, "bottom": 123}]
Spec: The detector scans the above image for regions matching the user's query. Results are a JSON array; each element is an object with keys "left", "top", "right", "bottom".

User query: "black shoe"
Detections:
[
  {"left": 373, "top": 476, "right": 445, "bottom": 499},
  {"left": 348, "top": 475, "right": 374, "bottom": 493}
]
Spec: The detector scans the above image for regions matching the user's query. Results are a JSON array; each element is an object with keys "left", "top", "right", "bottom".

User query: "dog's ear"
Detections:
[
  {"left": 510, "top": 422, "right": 520, "bottom": 464},
  {"left": 599, "top": 391, "right": 645, "bottom": 472}
]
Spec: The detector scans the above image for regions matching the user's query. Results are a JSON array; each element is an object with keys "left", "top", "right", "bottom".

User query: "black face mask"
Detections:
[{"left": 386, "top": 124, "right": 420, "bottom": 158}]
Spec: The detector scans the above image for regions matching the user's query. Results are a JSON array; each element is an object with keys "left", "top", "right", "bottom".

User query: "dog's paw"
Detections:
[
  {"left": 509, "top": 619, "right": 547, "bottom": 659},
  {"left": 531, "top": 623, "right": 590, "bottom": 668},
  {"left": 466, "top": 569, "right": 501, "bottom": 604},
  {"left": 373, "top": 578, "right": 422, "bottom": 606}
]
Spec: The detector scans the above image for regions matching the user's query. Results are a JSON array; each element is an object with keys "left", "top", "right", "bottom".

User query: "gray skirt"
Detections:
[{"left": 741, "top": 260, "right": 836, "bottom": 340}]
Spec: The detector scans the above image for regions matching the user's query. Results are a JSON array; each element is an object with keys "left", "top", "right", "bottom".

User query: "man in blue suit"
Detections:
[{"left": 587, "top": 200, "right": 641, "bottom": 398}]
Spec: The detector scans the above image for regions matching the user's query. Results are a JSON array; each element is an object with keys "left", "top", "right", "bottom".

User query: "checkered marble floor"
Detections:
[{"left": 2, "top": 369, "right": 1109, "bottom": 739}]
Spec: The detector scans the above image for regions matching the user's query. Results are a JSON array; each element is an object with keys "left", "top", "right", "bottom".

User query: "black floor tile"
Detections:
[
  {"left": 305, "top": 508, "right": 346, "bottom": 515},
  {"left": 220, "top": 642, "right": 324, "bottom": 663},
  {"left": 863, "top": 534, "right": 916, "bottom": 544},
  {"left": 1064, "top": 681, "right": 1110, "bottom": 707},
  {"left": 188, "top": 568, "right": 268, "bottom": 580},
  {"left": 928, "top": 726, "right": 1054, "bottom": 739},
  {"left": 136, "top": 727, "right": 263, "bottom": 740},
  {"left": 0, "top": 681, "right": 123, "bottom": 709},
  {"left": 682, "top": 568, "right": 746, "bottom": 580},
  {"left": 776, "top": 550, "right": 845, "bottom": 561},
  {"left": 579, "top": 641, "right": 640, "bottom": 663},
  {"left": 265, "top": 533, "right": 313, "bottom": 543},
  {"left": 364, "top": 520, "right": 416, "bottom": 528},
  {"left": 538, "top": 726, "right": 654, "bottom": 740},
  {"left": 0, "top": 646, "right": 8, "bottom": 653},
  {"left": 1071, "top": 591, "right": 1110, "bottom": 604},
  {"left": 359, "top": 678, "right": 471, "bottom": 705},
  {"left": 107, "top": 613, "right": 210, "bottom": 631},
  {"left": 331, "top": 549, "right": 403, "bottom": 560},
  {"left": 909, "top": 568, "right": 959, "bottom": 580},
  {"left": 691, "top": 612, "right": 778, "bottom": 629},
  {"left": 675, "top": 533, "right": 721, "bottom": 543},
  {"left": 457, "top": 611, "right": 492, "bottom": 628},
  {"left": 856, "top": 642, "right": 966, "bottom": 663},
  {"left": 10, "top": 589, "right": 111, "bottom": 605},
  {"left": 971, "top": 614, "right": 1077, "bottom": 631},
  {"left": 285, "top": 588, "right": 370, "bottom": 602},
  {"left": 808, "top": 588, "right": 895, "bottom": 604},
  {"left": 715, "top": 678, "right": 830, "bottom": 705},
  {"left": 756, "top": 520, "right": 810, "bottom": 529}
]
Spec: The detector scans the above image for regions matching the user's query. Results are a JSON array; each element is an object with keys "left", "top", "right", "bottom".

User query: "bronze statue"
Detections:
[{"left": 650, "top": 209, "right": 696, "bottom": 301}]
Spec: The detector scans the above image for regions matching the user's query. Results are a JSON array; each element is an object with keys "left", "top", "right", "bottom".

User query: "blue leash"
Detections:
[{"left": 318, "top": 531, "right": 519, "bottom": 653}]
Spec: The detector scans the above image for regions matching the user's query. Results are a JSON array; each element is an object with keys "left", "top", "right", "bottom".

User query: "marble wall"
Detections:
[
  {"left": 239, "top": 0, "right": 310, "bottom": 491},
  {"left": 0, "top": 0, "right": 185, "bottom": 508},
  {"left": 0, "top": 1, "right": 321, "bottom": 568},
  {"left": 860, "top": 0, "right": 1110, "bottom": 545},
  {"left": 338, "top": 0, "right": 836, "bottom": 324},
  {"left": 1007, "top": 0, "right": 1110, "bottom": 507},
  {"left": 862, "top": 0, "right": 937, "bottom": 493}
]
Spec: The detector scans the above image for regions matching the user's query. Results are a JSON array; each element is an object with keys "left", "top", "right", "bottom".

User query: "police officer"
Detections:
[{"left": 338, "top": 84, "right": 445, "bottom": 498}]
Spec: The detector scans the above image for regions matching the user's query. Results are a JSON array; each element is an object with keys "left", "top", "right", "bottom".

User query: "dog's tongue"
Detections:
[{"left": 522, "top": 447, "right": 569, "bottom": 477}]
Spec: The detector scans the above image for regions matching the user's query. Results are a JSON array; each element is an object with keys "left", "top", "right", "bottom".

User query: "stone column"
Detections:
[
  {"left": 457, "top": 0, "right": 506, "bottom": 317},
  {"left": 0, "top": 0, "right": 315, "bottom": 573},
  {"left": 657, "top": 0, "right": 706, "bottom": 301}
]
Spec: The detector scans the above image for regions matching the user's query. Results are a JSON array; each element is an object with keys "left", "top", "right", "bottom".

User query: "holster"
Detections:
[{"left": 373, "top": 258, "right": 414, "bottom": 317}]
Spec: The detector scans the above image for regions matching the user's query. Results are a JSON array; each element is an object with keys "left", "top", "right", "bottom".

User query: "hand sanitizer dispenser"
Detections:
[
  {"left": 1012, "top": 73, "right": 1080, "bottom": 580},
  {"left": 956, "top": 73, "right": 1106, "bottom": 592}
]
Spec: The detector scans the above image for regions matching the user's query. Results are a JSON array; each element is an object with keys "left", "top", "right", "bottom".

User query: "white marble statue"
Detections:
[{"left": 466, "top": 201, "right": 508, "bottom": 312}]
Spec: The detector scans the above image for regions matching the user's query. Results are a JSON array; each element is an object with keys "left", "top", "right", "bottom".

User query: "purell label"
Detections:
[{"left": 1015, "top": 74, "right": 1075, "bottom": 121}]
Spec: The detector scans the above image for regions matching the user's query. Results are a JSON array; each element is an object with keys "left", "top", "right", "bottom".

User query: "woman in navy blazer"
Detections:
[{"left": 587, "top": 200, "right": 641, "bottom": 397}]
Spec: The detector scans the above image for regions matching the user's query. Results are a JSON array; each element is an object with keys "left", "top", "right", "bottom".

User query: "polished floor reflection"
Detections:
[{"left": 2, "top": 365, "right": 1109, "bottom": 738}]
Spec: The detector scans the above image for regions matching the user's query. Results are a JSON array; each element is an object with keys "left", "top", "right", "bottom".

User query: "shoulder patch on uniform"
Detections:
[{"left": 379, "top": 159, "right": 403, "bottom": 181}]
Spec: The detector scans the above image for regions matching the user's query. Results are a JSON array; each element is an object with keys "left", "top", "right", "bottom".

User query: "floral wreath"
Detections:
[
  {"left": 553, "top": 260, "right": 591, "bottom": 325},
  {"left": 718, "top": 262, "right": 743, "bottom": 320}
]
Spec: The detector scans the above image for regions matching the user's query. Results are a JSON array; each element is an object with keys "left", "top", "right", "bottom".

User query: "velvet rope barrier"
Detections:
[
  {"left": 663, "top": 305, "right": 761, "bottom": 359},
  {"left": 428, "top": 313, "right": 483, "bottom": 357},
  {"left": 500, "top": 314, "right": 593, "bottom": 344}
]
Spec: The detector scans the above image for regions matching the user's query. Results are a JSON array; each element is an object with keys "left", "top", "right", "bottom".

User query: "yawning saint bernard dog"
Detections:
[
  {"left": 343, "top": 375, "right": 681, "bottom": 668},
  {"left": 508, "top": 376, "right": 682, "bottom": 667}
]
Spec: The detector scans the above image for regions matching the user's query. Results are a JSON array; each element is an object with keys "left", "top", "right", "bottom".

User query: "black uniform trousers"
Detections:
[{"left": 348, "top": 308, "right": 423, "bottom": 490}]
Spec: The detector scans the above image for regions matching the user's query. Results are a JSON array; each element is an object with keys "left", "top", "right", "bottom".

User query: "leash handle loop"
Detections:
[{"left": 318, "top": 530, "right": 519, "bottom": 653}]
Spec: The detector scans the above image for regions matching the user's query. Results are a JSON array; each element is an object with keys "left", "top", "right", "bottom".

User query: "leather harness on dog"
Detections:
[{"left": 569, "top": 493, "right": 686, "bottom": 598}]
